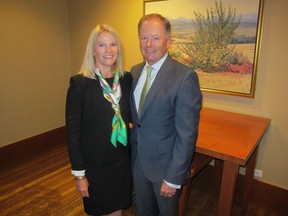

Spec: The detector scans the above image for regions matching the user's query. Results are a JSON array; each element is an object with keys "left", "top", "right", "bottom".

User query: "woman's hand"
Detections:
[{"left": 75, "top": 176, "right": 90, "bottom": 198}]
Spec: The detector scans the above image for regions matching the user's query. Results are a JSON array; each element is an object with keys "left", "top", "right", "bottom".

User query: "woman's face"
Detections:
[{"left": 94, "top": 32, "right": 118, "bottom": 70}]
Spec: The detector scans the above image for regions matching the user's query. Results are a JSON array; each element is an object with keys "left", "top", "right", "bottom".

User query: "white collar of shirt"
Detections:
[
  {"left": 142, "top": 52, "right": 168, "bottom": 83},
  {"left": 147, "top": 52, "right": 168, "bottom": 73}
]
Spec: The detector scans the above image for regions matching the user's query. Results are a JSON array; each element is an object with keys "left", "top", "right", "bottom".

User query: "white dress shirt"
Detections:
[{"left": 133, "top": 53, "right": 168, "bottom": 112}]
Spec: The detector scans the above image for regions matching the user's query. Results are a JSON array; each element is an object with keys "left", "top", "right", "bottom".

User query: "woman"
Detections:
[{"left": 66, "top": 24, "right": 132, "bottom": 216}]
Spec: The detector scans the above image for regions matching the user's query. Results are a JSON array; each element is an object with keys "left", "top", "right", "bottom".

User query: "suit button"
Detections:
[{"left": 137, "top": 124, "right": 141, "bottom": 128}]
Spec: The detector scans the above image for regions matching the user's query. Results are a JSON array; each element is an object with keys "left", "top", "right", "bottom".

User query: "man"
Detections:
[{"left": 130, "top": 13, "right": 202, "bottom": 216}]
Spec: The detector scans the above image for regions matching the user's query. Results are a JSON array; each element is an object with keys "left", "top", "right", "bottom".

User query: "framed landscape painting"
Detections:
[{"left": 144, "top": 0, "right": 264, "bottom": 97}]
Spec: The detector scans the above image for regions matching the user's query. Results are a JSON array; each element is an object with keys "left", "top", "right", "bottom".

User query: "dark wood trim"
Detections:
[
  {"left": 251, "top": 179, "right": 288, "bottom": 214},
  {"left": 192, "top": 163, "right": 288, "bottom": 215},
  {"left": 0, "top": 126, "right": 66, "bottom": 171}
]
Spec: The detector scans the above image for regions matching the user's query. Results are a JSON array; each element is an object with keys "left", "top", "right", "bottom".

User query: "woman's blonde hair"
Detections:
[{"left": 79, "top": 24, "right": 124, "bottom": 79}]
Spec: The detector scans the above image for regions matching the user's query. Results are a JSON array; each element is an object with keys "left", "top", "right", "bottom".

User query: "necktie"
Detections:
[{"left": 138, "top": 66, "right": 153, "bottom": 117}]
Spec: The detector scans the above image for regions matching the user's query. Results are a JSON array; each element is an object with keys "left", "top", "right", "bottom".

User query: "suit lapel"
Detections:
[
  {"left": 131, "top": 63, "right": 145, "bottom": 92},
  {"left": 140, "top": 56, "right": 174, "bottom": 117},
  {"left": 131, "top": 62, "right": 146, "bottom": 118}
]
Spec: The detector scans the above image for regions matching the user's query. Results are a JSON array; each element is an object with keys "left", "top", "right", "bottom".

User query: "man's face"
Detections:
[{"left": 139, "top": 18, "right": 171, "bottom": 65}]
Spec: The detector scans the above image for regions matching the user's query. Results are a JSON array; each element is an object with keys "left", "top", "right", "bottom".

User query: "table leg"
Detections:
[
  {"left": 242, "top": 146, "right": 258, "bottom": 209},
  {"left": 214, "top": 159, "right": 223, "bottom": 194},
  {"left": 178, "top": 179, "right": 192, "bottom": 216},
  {"left": 218, "top": 161, "right": 239, "bottom": 216}
]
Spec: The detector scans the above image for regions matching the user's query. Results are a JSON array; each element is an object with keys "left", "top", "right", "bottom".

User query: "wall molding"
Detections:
[
  {"left": 251, "top": 179, "right": 288, "bottom": 214},
  {"left": 192, "top": 162, "right": 288, "bottom": 215},
  {"left": 0, "top": 126, "right": 66, "bottom": 171}
]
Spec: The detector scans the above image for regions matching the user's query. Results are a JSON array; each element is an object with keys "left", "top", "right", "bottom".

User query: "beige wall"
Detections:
[
  {"left": 68, "top": 0, "right": 288, "bottom": 189},
  {"left": 0, "top": 0, "right": 70, "bottom": 145},
  {"left": 0, "top": 0, "right": 287, "bottom": 189},
  {"left": 67, "top": 0, "right": 143, "bottom": 75}
]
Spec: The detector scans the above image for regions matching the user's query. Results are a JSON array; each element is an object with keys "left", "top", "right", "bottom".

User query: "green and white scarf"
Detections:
[{"left": 95, "top": 69, "right": 127, "bottom": 147}]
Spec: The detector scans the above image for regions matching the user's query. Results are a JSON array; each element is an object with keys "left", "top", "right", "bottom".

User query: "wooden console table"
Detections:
[{"left": 179, "top": 108, "right": 271, "bottom": 216}]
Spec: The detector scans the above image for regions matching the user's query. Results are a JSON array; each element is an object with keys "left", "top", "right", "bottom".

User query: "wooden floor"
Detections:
[{"left": 0, "top": 143, "right": 285, "bottom": 216}]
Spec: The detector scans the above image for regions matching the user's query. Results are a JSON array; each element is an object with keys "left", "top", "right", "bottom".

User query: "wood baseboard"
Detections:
[
  {"left": 0, "top": 126, "right": 66, "bottom": 171},
  {"left": 251, "top": 179, "right": 288, "bottom": 214},
  {"left": 192, "top": 161, "right": 288, "bottom": 215}
]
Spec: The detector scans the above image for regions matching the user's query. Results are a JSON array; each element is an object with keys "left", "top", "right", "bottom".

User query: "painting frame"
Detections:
[{"left": 144, "top": 0, "right": 265, "bottom": 97}]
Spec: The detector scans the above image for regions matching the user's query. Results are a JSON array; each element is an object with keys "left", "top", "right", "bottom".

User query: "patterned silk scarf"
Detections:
[{"left": 95, "top": 69, "right": 127, "bottom": 147}]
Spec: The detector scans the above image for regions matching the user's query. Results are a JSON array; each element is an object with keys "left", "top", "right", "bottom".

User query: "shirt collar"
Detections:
[{"left": 145, "top": 52, "right": 168, "bottom": 71}]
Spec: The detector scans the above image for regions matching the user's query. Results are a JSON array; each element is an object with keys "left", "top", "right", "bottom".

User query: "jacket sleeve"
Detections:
[
  {"left": 166, "top": 70, "right": 202, "bottom": 185},
  {"left": 65, "top": 75, "right": 85, "bottom": 170}
]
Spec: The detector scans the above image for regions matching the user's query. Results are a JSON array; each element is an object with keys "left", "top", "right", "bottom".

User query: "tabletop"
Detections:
[{"left": 195, "top": 108, "right": 271, "bottom": 166}]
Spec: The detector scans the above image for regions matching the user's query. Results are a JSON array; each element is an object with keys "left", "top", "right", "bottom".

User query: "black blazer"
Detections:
[{"left": 66, "top": 72, "right": 132, "bottom": 170}]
